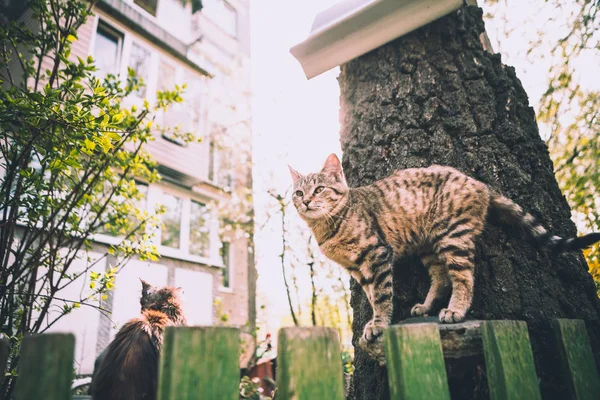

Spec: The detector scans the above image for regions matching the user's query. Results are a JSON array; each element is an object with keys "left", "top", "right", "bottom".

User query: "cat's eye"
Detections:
[
  {"left": 295, "top": 190, "right": 303, "bottom": 197},
  {"left": 314, "top": 186, "right": 324, "bottom": 194}
]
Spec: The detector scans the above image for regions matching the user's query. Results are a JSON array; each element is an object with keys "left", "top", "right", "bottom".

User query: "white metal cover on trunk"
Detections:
[{"left": 290, "top": 0, "right": 465, "bottom": 79}]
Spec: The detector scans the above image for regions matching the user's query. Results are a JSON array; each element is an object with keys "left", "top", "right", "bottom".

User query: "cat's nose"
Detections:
[{"left": 303, "top": 199, "right": 311, "bottom": 206}]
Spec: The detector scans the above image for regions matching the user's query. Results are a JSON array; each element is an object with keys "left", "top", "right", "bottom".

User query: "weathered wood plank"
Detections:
[
  {"left": 157, "top": 326, "right": 240, "bottom": 400},
  {"left": 277, "top": 327, "right": 345, "bottom": 400},
  {"left": 13, "top": 333, "right": 75, "bottom": 400},
  {"left": 552, "top": 319, "right": 600, "bottom": 400},
  {"left": 384, "top": 323, "right": 451, "bottom": 400},
  {"left": 439, "top": 320, "right": 483, "bottom": 359},
  {"left": 481, "top": 320, "right": 541, "bottom": 400},
  {"left": 403, "top": 317, "right": 484, "bottom": 358},
  {"left": 362, "top": 317, "right": 486, "bottom": 366}
]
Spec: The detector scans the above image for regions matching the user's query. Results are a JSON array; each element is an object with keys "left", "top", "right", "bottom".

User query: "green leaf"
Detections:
[
  {"left": 100, "top": 113, "right": 109, "bottom": 127},
  {"left": 97, "top": 133, "right": 113, "bottom": 153},
  {"left": 84, "top": 138, "right": 96, "bottom": 152},
  {"left": 111, "top": 113, "right": 124, "bottom": 124}
]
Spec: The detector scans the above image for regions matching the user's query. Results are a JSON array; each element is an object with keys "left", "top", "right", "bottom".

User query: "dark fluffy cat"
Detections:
[
  {"left": 290, "top": 154, "right": 600, "bottom": 343},
  {"left": 90, "top": 279, "right": 186, "bottom": 400}
]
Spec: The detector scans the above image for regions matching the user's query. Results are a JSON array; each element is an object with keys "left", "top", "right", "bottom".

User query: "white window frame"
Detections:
[
  {"left": 92, "top": 182, "right": 223, "bottom": 269},
  {"left": 156, "top": 57, "right": 181, "bottom": 93},
  {"left": 128, "top": 0, "right": 160, "bottom": 19},
  {"left": 91, "top": 16, "right": 160, "bottom": 106},
  {"left": 91, "top": 181, "right": 150, "bottom": 246},
  {"left": 121, "top": 35, "right": 160, "bottom": 106},
  {"left": 182, "top": 71, "right": 208, "bottom": 140},
  {"left": 157, "top": 58, "right": 191, "bottom": 145},
  {"left": 218, "top": 241, "right": 234, "bottom": 293},
  {"left": 147, "top": 184, "right": 222, "bottom": 267},
  {"left": 92, "top": 19, "right": 125, "bottom": 79}
]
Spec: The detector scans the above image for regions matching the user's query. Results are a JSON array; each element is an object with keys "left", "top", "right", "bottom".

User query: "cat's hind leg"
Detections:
[{"left": 411, "top": 254, "right": 451, "bottom": 317}]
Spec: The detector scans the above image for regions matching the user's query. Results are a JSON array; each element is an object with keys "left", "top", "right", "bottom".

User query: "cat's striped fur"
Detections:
[{"left": 289, "top": 154, "right": 600, "bottom": 342}]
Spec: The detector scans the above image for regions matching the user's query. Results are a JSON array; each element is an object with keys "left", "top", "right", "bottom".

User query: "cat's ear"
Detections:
[
  {"left": 140, "top": 278, "right": 153, "bottom": 295},
  {"left": 174, "top": 287, "right": 184, "bottom": 294},
  {"left": 321, "top": 153, "right": 344, "bottom": 180},
  {"left": 288, "top": 165, "right": 303, "bottom": 184}
]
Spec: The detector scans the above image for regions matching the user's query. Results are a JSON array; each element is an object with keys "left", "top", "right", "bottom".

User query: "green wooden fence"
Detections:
[{"left": 3, "top": 319, "right": 600, "bottom": 399}]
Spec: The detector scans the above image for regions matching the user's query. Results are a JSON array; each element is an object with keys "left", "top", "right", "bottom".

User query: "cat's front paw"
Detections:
[
  {"left": 439, "top": 308, "right": 465, "bottom": 323},
  {"left": 410, "top": 303, "right": 430, "bottom": 317},
  {"left": 362, "top": 319, "right": 388, "bottom": 342}
]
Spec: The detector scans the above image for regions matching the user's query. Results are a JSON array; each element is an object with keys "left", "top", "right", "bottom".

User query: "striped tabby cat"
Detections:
[{"left": 289, "top": 154, "right": 600, "bottom": 343}]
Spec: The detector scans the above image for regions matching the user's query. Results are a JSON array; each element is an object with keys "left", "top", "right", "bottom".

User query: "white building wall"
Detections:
[
  {"left": 173, "top": 267, "right": 214, "bottom": 325},
  {"left": 108, "top": 260, "right": 169, "bottom": 339},
  {"left": 156, "top": 0, "right": 193, "bottom": 43},
  {"left": 43, "top": 251, "right": 105, "bottom": 375}
]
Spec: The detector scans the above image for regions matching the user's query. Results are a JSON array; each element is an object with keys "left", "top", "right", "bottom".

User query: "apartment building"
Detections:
[{"left": 2, "top": 0, "right": 254, "bottom": 375}]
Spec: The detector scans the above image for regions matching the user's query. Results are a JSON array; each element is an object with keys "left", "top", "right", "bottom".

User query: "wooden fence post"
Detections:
[
  {"left": 552, "top": 319, "right": 600, "bottom": 400},
  {"left": 481, "top": 320, "right": 541, "bottom": 400},
  {"left": 277, "top": 327, "right": 344, "bottom": 400},
  {"left": 157, "top": 326, "right": 240, "bottom": 400},
  {"left": 13, "top": 333, "right": 75, "bottom": 400},
  {"left": 384, "top": 323, "right": 451, "bottom": 400}
]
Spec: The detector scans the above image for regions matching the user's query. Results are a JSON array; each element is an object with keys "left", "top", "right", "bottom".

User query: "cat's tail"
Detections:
[
  {"left": 91, "top": 310, "right": 168, "bottom": 400},
  {"left": 488, "top": 193, "right": 600, "bottom": 252}
]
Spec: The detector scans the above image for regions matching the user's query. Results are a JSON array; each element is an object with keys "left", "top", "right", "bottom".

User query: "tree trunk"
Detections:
[{"left": 338, "top": 6, "right": 600, "bottom": 400}]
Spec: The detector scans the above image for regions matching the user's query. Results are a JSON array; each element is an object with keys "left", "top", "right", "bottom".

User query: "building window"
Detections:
[
  {"left": 203, "top": 0, "right": 237, "bottom": 37},
  {"left": 157, "top": 60, "right": 176, "bottom": 92},
  {"left": 160, "top": 192, "right": 182, "bottom": 249},
  {"left": 220, "top": 242, "right": 231, "bottom": 288},
  {"left": 184, "top": 74, "right": 205, "bottom": 131},
  {"left": 93, "top": 21, "right": 123, "bottom": 77},
  {"left": 134, "top": 0, "right": 158, "bottom": 16},
  {"left": 97, "top": 182, "right": 148, "bottom": 236},
  {"left": 158, "top": 61, "right": 178, "bottom": 143},
  {"left": 128, "top": 41, "right": 151, "bottom": 97},
  {"left": 189, "top": 201, "right": 211, "bottom": 258},
  {"left": 145, "top": 186, "right": 220, "bottom": 263},
  {"left": 131, "top": 183, "right": 149, "bottom": 228},
  {"left": 207, "top": 132, "right": 234, "bottom": 190}
]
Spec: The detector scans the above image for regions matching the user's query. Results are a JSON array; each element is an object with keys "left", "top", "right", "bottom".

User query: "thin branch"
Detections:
[{"left": 269, "top": 191, "right": 298, "bottom": 326}]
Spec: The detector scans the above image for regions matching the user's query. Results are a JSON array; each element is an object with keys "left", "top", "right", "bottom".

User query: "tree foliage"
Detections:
[
  {"left": 484, "top": 0, "right": 600, "bottom": 293},
  {"left": 266, "top": 189, "right": 352, "bottom": 343},
  {"left": 0, "top": 0, "right": 197, "bottom": 391},
  {"left": 537, "top": 0, "right": 600, "bottom": 293}
]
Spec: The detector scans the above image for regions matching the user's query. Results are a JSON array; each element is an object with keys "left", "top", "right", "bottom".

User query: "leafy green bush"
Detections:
[{"left": 0, "top": 0, "right": 197, "bottom": 394}]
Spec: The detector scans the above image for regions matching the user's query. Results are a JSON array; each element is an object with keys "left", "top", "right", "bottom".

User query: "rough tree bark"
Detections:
[{"left": 338, "top": 6, "right": 600, "bottom": 400}]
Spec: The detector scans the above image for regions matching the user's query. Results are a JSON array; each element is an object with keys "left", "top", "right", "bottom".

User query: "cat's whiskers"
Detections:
[{"left": 319, "top": 206, "right": 337, "bottom": 228}]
